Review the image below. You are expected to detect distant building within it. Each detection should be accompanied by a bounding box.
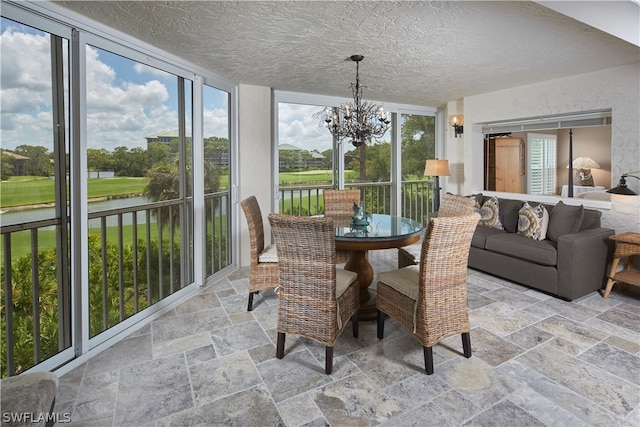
[278,144,325,168]
[1,150,29,175]
[145,129,192,146]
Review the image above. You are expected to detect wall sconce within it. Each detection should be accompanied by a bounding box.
[449,115,464,138]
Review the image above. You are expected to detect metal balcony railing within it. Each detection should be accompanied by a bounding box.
[1,192,230,377]
[279,180,434,223]
[1,182,430,377]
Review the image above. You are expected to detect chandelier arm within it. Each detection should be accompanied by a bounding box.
[316,55,390,147]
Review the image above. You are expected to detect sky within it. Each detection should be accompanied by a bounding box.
[0,17,229,153]
[0,17,373,156]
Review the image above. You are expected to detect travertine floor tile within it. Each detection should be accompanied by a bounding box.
[56,249,640,426]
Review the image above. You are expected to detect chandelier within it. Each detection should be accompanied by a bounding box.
[315,55,391,148]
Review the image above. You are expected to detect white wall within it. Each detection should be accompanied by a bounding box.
[452,63,640,233]
[238,84,272,266]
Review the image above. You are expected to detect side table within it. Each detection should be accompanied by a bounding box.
[603,232,640,298]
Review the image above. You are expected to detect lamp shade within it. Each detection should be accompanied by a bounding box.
[448,115,463,127]
[607,176,638,195]
[424,159,450,177]
[569,157,600,169]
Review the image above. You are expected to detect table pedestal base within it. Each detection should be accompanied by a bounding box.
[344,249,378,320]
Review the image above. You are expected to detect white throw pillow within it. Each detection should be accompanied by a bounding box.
[517,202,549,240]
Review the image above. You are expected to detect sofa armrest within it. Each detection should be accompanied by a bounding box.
[557,227,615,300]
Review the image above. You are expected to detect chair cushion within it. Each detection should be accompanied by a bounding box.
[377,266,419,300]
[258,244,278,263]
[399,242,422,263]
[336,269,358,298]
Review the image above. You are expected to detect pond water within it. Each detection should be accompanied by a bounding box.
[0,196,151,228]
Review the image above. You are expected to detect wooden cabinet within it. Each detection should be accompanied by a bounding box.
[485,137,524,193]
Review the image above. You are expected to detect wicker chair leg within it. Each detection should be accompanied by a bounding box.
[424,346,434,375]
[351,313,359,338]
[462,332,471,358]
[376,310,385,339]
[247,292,256,311]
[276,332,285,359]
[325,346,334,374]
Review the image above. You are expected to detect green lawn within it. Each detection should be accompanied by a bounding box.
[0,176,149,207]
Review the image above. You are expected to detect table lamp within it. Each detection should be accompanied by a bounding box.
[424,159,450,212]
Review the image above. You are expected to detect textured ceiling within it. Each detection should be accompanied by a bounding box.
[52,1,639,107]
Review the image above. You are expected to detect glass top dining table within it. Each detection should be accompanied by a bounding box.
[328,213,424,320]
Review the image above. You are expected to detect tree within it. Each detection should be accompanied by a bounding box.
[143,162,180,228]
[14,145,53,177]
[400,115,435,178]
[112,146,147,177]
[146,142,171,168]
[1,153,14,180]
[87,148,114,172]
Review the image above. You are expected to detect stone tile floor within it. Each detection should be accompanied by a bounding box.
[54,249,640,426]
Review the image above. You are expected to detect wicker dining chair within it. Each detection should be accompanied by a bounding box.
[377,212,480,374]
[240,196,279,311]
[397,193,478,268]
[323,189,361,264]
[268,213,360,374]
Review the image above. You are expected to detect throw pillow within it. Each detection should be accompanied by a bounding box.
[517,202,549,240]
[478,196,504,230]
[547,201,584,242]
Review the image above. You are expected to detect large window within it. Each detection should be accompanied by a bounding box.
[0,5,235,377]
[277,102,334,216]
[203,83,231,275]
[1,16,72,376]
[84,46,195,337]
[274,93,437,220]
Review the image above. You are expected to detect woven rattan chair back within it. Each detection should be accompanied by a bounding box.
[437,193,478,217]
[377,212,480,374]
[397,194,478,268]
[323,189,360,263]
[268,213,360,374]
[240,196,279,311]
[323,189,361,216]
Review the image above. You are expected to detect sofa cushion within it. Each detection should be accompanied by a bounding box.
[485,233,558,266]
[580,208,602,231]
[498,198,525,233]
[517,202,549,241]
[478,196,504,230]
[547,201,584,242]
[472,226,506,249]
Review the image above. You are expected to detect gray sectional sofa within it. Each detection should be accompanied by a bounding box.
[468,195,614,301]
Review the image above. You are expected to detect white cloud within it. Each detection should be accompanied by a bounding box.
[0,26,56,149]
[278,103,333,152]
[203,107,228,138]
[0,25,188,152]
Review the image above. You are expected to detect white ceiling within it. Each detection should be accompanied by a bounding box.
[52,0,640,108]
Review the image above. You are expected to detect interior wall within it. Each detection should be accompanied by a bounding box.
[238,84,272,266]
[460,63,640,233]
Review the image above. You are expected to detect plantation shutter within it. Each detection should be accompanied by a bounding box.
[527,134,557,195]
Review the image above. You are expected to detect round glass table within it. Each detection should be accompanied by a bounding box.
[330,213,423,320]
